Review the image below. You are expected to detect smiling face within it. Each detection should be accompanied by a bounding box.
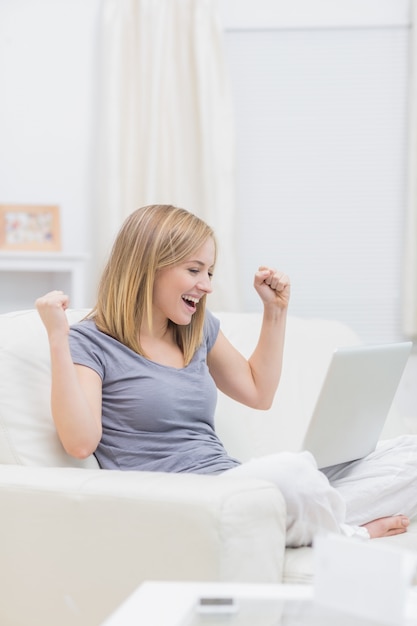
[152,237,215,329]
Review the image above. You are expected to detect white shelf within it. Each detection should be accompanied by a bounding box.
[0,252,90,312]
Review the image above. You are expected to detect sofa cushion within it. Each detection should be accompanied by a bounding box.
[0,308,98,467]
[282,518,417,585]
[283,546,314,584]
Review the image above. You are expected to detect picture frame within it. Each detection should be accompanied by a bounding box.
[0,204,61,252]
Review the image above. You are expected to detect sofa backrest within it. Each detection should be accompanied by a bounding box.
[0,307,381,468]
[0,308,98,468]
[213,312,361,461]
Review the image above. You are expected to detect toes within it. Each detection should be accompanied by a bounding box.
[362,515,410,538]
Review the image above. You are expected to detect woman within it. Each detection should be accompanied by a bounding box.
[36,204,416,547]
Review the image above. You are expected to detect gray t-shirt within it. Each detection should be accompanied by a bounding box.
[68,310,240,474]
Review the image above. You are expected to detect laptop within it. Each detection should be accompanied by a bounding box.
[301,341,413,469]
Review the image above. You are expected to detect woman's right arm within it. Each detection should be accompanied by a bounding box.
[35,291,102,459]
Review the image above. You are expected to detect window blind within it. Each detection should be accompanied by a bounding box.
[223,25,409,343]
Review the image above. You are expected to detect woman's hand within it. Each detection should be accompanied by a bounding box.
[35,290,70,338]
[254,267,290,310]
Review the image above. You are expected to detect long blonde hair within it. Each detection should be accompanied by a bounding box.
[91,205,216,365]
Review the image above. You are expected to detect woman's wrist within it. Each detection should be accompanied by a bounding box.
[262,301,288,321]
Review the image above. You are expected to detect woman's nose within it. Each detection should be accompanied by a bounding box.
[197,274,213,294]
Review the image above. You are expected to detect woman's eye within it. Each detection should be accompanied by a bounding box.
[188,268,213,279]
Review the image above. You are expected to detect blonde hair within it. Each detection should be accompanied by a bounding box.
[91,205,216,365]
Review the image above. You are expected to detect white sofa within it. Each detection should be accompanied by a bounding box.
[1,308,416,626]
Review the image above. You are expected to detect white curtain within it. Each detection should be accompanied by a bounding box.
[94,0,239,310]
[404,0,417,338]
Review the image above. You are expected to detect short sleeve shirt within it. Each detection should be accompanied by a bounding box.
[68,310,240,474]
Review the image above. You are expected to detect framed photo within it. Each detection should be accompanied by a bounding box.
[0,204,61,252]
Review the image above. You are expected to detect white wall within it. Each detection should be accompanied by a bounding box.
[0,0,100,255]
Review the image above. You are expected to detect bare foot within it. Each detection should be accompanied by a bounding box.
[362,515,410,538]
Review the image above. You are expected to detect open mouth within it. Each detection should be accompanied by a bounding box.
[182,295,199,311]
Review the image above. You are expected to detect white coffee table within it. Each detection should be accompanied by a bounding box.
[101,581,417,626]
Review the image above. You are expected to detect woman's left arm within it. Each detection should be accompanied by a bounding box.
[207,267,290,410]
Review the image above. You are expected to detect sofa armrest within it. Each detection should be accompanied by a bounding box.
[0,465,286,626]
